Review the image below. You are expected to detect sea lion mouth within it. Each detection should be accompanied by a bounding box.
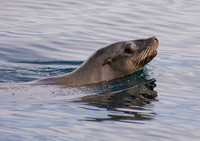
[149,50,158,58]
[142,45,158,62]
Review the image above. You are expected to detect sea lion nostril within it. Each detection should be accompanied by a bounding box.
[154,37,158,43]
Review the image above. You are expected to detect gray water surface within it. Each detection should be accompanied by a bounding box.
[0,0,200,141]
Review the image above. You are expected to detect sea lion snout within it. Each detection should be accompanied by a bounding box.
[148,36,159,45]
[152,37,159,49]
[152,37,159,50]
[145,37,159,54]
[132,37,159,51]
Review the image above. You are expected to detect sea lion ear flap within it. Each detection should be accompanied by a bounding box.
[102,58,112,66]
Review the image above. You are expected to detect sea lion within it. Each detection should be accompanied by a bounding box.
[30,37,159,86]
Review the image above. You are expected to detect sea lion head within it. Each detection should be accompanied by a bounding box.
[98,37,159,76]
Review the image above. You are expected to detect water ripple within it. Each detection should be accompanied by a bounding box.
[0,0,200,140]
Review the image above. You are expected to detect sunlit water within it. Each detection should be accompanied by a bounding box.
[0,0,200,141]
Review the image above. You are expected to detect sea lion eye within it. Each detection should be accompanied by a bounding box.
[124,45,134,54]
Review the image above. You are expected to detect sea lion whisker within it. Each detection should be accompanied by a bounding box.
[141,48,149,59]
[134,50,146,69]
[147,47,151,56]
[134,53,144,67]
[134,46,153,70]
[137,49,147,60]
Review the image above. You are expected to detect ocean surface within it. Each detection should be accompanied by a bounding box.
[0,0,200,141]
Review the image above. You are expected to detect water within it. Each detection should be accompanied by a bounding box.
[0,0,200,140]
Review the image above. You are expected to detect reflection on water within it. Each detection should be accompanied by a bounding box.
[75,70,158,122]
